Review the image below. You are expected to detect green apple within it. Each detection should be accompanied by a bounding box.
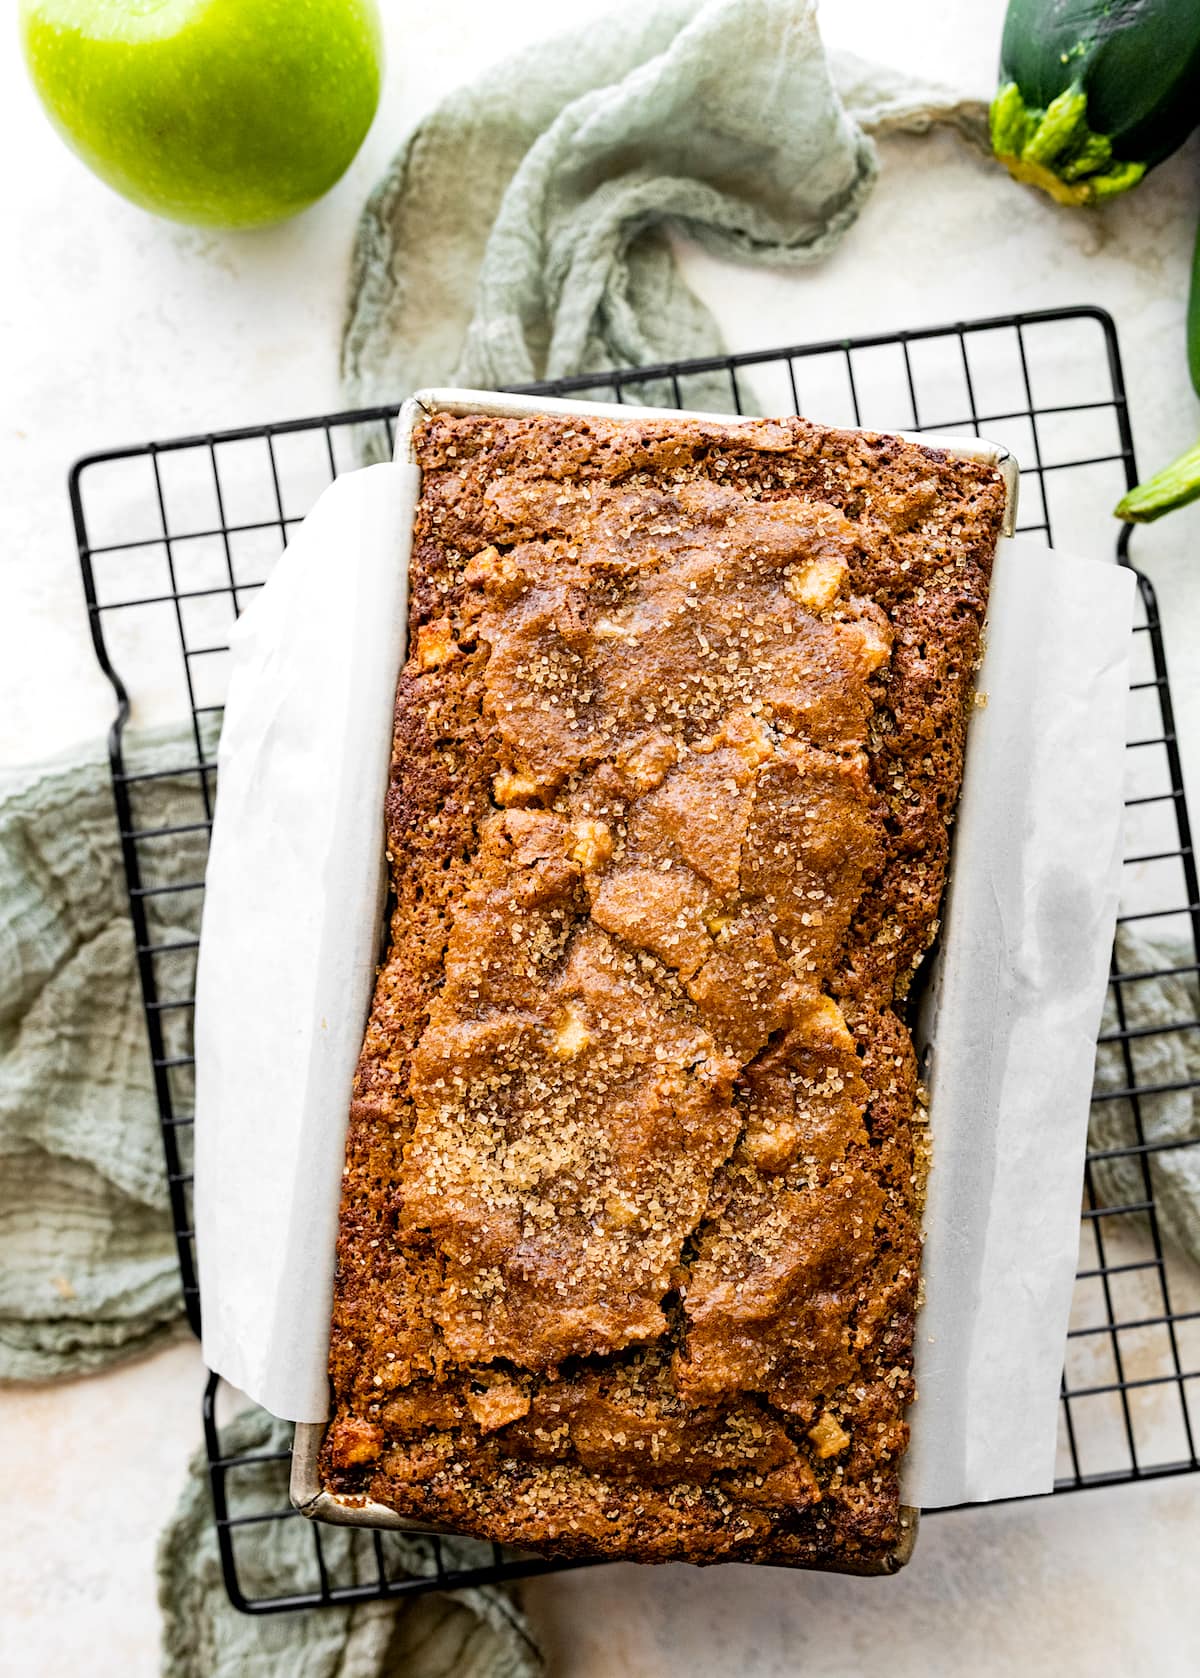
[19,0,383,228]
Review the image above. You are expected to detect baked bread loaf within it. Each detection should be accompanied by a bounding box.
[321,409,1007,1571]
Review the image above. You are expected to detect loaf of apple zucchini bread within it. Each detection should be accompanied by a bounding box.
[320,408,1007,1571]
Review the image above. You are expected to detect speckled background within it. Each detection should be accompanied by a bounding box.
[2,2,1198,1672]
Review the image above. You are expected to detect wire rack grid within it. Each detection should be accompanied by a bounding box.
[71,305,1199,1615]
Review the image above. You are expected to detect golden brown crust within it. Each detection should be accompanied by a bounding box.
[322,412,1005,1569]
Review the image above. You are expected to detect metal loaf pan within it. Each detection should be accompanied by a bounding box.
[291,388,1020,1571]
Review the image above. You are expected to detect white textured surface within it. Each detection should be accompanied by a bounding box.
[2,0,1198,1672]
[522,1474,1200,1678]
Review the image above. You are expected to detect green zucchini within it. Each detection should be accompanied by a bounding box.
[1114,213,1200,523]
[991,1,1200,204]
[1115,438,1200,522]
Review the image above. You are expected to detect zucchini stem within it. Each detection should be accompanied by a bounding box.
[990,82,1145,204]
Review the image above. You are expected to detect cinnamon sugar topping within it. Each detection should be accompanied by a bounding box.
[323,411,1005,1570]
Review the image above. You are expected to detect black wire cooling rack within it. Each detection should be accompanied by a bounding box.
[72,306,1200,1615]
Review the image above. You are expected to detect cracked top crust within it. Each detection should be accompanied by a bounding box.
[321,411,1006,1571]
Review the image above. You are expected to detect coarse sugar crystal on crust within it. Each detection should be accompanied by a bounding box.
[321,410,1006,1570]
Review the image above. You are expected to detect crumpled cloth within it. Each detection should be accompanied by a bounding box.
[342,0,988,411]
[0,732,204,1380]
[158,1408,542,1678]
[1091,929,1200,1269]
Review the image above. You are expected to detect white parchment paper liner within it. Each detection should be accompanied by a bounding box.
[194,397,1134,1513]
[906,538,1134,1506]
[194,462,417,1422]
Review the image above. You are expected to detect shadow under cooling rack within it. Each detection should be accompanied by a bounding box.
[72,306,1200,1615]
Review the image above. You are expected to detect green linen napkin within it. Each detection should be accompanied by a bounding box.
[1091,929,1200,1270]
[0,732,202,1380]
[341,0,988,412]
[159,1408,541,1678]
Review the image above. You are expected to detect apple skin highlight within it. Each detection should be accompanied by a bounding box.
[19,0,384,228]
